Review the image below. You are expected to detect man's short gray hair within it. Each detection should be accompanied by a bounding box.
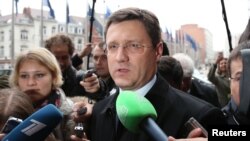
[172,53,194,78]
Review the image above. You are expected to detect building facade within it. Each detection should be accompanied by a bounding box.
[0,7,103,69]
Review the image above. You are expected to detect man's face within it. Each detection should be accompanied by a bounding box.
[50,44,71,72]
[105,20,162,90]
[92,46,109,79]
[230,58,242,106]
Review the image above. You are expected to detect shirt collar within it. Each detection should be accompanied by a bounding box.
[120,74,157,97]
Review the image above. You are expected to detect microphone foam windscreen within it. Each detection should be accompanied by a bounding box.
[116,90,157,132]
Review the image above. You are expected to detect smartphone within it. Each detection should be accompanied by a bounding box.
[1,116,23,134]
[184,117,208,138]
[217,51,224,60]
[74,122,84,138]
[83,69,96,79]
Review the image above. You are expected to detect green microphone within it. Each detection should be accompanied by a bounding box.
[116,90,168,141]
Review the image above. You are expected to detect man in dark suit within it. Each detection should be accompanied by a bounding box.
[71,7,226,141]
[190,78,221,107]
[172,53,220,108]
[158,56,220,107]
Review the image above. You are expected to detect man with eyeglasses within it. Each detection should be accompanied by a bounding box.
[71,7,226,141]
[222,41,250,125]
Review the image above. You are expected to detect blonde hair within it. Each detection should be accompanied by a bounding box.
[9,48,63,89]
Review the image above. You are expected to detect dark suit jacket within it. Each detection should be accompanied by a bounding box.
[190,78,221,108]
[89,74,226,141]
[61,65,78,97]
[222,100,250,125]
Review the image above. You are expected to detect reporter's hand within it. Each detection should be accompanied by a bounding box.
[215,52,223,64]
[0,133,6,140]
[80,73,100,93]
[71,101,93,123]
[187,128,205,138]
[168,136,207,141]
[70,133,90,141]
[79,43,93,58]
[168,128,208,141]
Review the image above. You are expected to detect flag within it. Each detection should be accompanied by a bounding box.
[94,19,103,36]
[185,34,197,51]
[164,27,170,41]
[43,0,55,19]
[15,0,19,16]
[105,6,111,19]
[87,3,92,16]
[66,1,70,23]
[175,31,179,43]
[169,30,173,43]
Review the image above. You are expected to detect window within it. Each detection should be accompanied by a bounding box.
[9,45,11,57]
[20,45,28,51]
[20,30,28,40]
[9,30,11,41]
[0,46,4,57]
[78,39,82,44]
[77,44,82,51]
[60,26,64,32]
[77,38,83,51]
[0,31,4,41]
[78,28,82,34]
[43,26,46,35]
[74,27,78,34]
[52,26,56,34]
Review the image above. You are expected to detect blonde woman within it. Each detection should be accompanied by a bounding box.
[9,48,74,141]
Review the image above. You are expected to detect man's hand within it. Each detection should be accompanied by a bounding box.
[79,43,93,58]
[168,137,207,141]
[215,52,224,64]
[70,133,90,141]
[71,101,93,123]
[0,133,5,140]
[80,73,100,93]
[168,128,208,141]
[187,128,206,138]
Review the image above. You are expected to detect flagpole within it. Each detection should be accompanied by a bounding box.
[85,1,89,46]
[11,0,15,67]
[66,0,68,34]
[103,1,105,41]
[86,0,96,70]
[40,0,43,47]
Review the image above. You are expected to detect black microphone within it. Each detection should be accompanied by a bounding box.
[239,49,250,118]
[116,90,168,141]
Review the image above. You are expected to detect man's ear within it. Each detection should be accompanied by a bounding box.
[156,42,163,62]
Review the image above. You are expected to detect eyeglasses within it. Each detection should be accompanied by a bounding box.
[105,41,152,54]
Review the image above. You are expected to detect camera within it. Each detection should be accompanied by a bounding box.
[74,123,84,138]
[83,69,96,79]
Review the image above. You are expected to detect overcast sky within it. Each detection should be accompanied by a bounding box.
[0,0,249,51]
